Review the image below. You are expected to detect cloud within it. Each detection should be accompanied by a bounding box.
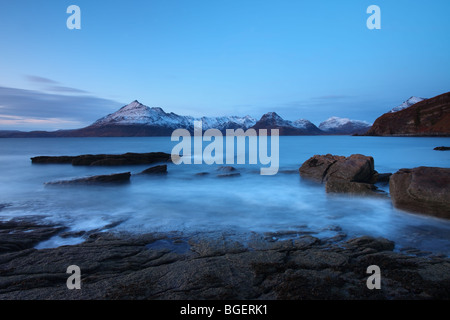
[25,74,90,95]
[25,75,59,85]
[46,86,90,94]
[0,86,123,131]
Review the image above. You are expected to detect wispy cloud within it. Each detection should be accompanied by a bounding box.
[0,86,123,131]
[46,85,90,94]
[25,75,90,95]
[25,75,59,84]
[0,114,81,126]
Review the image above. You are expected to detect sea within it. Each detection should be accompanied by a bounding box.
[0,136,449,254]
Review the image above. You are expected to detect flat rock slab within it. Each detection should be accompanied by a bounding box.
[140,165,168,174]
[45,172,131,185]
[31,152,171,166]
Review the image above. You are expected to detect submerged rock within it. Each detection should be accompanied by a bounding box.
[434,146,450,151]
[217,166,237,172]
[325,180,381,196]
[140,165,167,174]
[216,166,240,178]
[217,172,241,178]
[390,167,450,219]
[45,172,131,185]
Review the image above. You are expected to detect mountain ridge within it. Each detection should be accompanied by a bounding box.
[365,92,450,136]
[0,99,412,137]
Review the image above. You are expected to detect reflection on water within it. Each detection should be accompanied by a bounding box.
[0,136,449,254]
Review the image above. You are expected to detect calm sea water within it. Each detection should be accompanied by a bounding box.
[0,136,449,254]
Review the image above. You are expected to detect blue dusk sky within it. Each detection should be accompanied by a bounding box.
[0,0,449,130]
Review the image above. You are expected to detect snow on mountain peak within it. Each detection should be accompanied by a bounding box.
[292,119,313,129]
[92,101,256,129]
[390,96,426,113]
[319,116,371,132]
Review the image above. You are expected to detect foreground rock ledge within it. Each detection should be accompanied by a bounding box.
[390,167,450,219]
[0,220,449,300]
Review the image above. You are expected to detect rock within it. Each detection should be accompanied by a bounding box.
[299,154,344,183]
[325,180,382,196]
[216,166,240,178]
[289,250,348,269]
[195,172,210,176]
[0,219,450,300]
[217,166,237,172]
[434,146,450,151]
[217,173,241,178]
[141,165,167,174]
[345,236,395,252]
[31,152,171,166]
[300,154,381,196]
[325,154,375,183]
[30,156,75,164]
[299,154,375,184]
[374,173,392,183]
[45,172,131,185]
[389,167,450,218]
[0,219,65,253]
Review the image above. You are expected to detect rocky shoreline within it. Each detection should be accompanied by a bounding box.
[0,218,449,300]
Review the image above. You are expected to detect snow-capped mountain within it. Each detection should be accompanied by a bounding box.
[390,96,426,113]
[92,100,257,131]
[252,112,322,135]
[319,117,372,135]
[93,103,324,136]
[92,100,193,128]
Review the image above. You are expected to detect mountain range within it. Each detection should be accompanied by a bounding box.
[0,100,372,137]
[2,93,447,137]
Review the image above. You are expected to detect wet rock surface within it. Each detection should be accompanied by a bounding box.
[45,172,131,185]
[140,165,168,174]
[31,152,171,166]
[0,219,449,300]
[390,167,450,219]
[434,146,450,151]
[299,154,385,196]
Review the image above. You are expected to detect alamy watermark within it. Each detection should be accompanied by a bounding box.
[367,5,381,30]
[66,5,81,30]
[66,265,81,290]
[170,121,280,175]
[366,265,381,289]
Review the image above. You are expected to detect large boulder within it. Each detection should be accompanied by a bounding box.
[298,154,344,183]
[325,154,375,183]
[299,154,375,183]
[299,154,382,196]
[389,167,450,218]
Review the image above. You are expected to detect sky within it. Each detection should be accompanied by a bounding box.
[0,0,449,131]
